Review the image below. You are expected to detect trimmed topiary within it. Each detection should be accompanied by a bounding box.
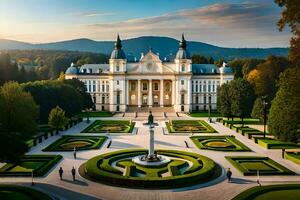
[191,136,250,151]
[79,149,220,188]
[166,120,217,133]
[226,156,295,176]
[81,120,135,133]
[42,135,107,151]
[0,155,62,177]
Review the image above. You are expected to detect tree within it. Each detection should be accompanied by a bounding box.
[0,81,38,137]
[228,59,245,79]
[192,55,208,64]
[217,83,232,119]
[275,0,300,65]
[48,106,69,134]
[251,97,264,121]
[268,67,300,142]
[230,79,255,124]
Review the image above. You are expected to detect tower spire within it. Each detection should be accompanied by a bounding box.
[179,33,187,49]
[115,34,122,49]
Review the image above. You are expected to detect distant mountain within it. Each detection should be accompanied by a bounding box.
[0,36,288,60]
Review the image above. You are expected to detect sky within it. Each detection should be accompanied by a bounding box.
[0,0,292,47]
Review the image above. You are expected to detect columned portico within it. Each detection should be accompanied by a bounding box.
[160,79,164,107]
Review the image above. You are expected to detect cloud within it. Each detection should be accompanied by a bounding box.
[81,12,116,17]
[84,2,291,47]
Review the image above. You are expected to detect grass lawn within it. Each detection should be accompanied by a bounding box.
[166,120,217,133]
[226,156,295,176]
[77,111,113,118]
[0,155,62,177]
[81,120,135,133]
[232,184,300,200]
[257,139,300,149]
[43,135,107,151]
[189,112,222,118]
[0,184,53,200]
[190,136,250,151]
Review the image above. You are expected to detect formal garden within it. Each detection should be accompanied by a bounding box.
[0,184,53,200]
[81,120,135,133]
[166,120,217,133]
[79,149,221,188]
[0,155,62,177]
[225,156,295,176]
[232,184,300,200]
[190,136,250,151]
[42,135,107,151]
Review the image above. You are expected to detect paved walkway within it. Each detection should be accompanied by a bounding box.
[1,115,300,200]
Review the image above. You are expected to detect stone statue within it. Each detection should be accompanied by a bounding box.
[148,111,154,125]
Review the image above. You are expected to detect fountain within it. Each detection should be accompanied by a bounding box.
[132,111,171,166]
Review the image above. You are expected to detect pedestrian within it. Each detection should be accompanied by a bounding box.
[59,167,63,180]
[282,149,286,158]
[226,168,232,182]
[73,147,77,160]
[71,166,76,181]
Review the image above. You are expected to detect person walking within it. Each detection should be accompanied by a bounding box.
[71,166,76,181]
[226,168,232,182]
[73,147,77,160]
[59,167,63,180]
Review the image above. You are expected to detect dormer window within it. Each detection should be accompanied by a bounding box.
[116,65,120,71]
[181,65,185,72]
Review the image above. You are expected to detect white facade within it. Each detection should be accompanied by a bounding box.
[65,35,233,112]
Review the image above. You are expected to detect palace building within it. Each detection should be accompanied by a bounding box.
[65,34,233,112]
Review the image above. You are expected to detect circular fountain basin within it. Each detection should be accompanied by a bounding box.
[132,155,171,167]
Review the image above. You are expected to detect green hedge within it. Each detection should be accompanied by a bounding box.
[226,156,295,176]
[257,139,300,149]
[77,111,113,118]
[232,184,300,200]
[81,120,135,133]
[0,155,62,177]
[166,120,217,133]
[0,184,53,200]
[42,135,107,151]
[284,152,300,165]
[190,136,250,151]
[189,112,221,118]
[79,149,219,188]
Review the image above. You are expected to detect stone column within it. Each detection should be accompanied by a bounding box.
[160,79,164,107]
[126,80,129,105]
[138,79,141,108]
[172,80,175,105]
[148,125,155,158]
[187,78,192,112]
[109,80,114,111]
[149,79,153,107]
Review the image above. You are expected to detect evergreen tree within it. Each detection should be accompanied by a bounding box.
[251,97,264,121]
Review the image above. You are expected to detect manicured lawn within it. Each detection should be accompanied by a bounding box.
[190,136,250,151]
[166,120,217,133]
[189,112,222,118]
[81,120,135,133]
[232,184,300,200]
[284,152,300,165]
[77,111,113,118]
[257,139,300,149]
[0,155,62,177]
[0,184,53,200]
[43,135,107,151]
[79,149,220,188]
[225,156,295,176]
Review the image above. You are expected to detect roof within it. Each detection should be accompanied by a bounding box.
[192,64,233,74]
[65,63,78,75]
[79,64,110,74]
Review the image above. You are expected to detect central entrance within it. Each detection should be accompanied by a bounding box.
[142,95,148,106]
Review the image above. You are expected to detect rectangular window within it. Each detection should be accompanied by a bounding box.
[131,82,136,91]
[199,82,202,92]
[154,82,159,91]
[106,84,109,92]
[116,66,120,71]
[181,94,185,104]
[181,80,184,85]
[195,84,198,92]
[166,82,170,92]
[117,81,119,85]
[142,82,148,91]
